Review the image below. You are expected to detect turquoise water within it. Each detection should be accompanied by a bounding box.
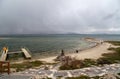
[0,34,120,57]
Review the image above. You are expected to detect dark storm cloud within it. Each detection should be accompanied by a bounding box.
[0,0,120,34]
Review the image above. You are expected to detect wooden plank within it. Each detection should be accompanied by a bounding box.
[8,51,22,54]
[21,48,31,59]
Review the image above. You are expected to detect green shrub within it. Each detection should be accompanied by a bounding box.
[96,58,112,65]
[66,75,90,79]
[82,59,96,67]
[108,47,115,50]
[59,59,96,70]
[59,59,84,70]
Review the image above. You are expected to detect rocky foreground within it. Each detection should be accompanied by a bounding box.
[0,63,120,79]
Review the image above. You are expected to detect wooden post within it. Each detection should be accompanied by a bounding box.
[0,62,2,74]
[8,62,10,74]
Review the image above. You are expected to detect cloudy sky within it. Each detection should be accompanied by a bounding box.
[0,0,120,34]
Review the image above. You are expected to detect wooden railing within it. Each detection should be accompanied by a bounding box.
[0,61,10,74]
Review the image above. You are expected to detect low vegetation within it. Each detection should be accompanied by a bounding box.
[99,50,120,63]
[59,59,83,70]
[96,41,120,64]
[66,75,102,79]
[82,59,97,67]
[66,75,120,79]
[66,75,90,79]
[106,41,120,46]
[59,58,97,70]
[11,60,43,72]
[118,73,120,75]
[44,78,52,79]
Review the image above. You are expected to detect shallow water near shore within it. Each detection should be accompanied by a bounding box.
[0,34,120,59]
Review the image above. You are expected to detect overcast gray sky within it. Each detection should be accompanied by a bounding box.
[0,0,120,34]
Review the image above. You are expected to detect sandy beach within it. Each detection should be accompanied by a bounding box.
[10,37,116,64]
[40,42,113,63]
[11,38,115,64]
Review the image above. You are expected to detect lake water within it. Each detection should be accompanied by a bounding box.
[0,34,120,58]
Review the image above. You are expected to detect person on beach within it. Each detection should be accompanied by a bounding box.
[76,50,78,53]
[61,49,65,56]
[55,49,65,61]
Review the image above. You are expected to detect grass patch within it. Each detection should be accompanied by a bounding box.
[108,47,116,50]
[66,75,102,79]
[99,47,120,64]
[106,41,120,46]
[11,60,43,72]
[59,59,96,70]
[82,59,97,67]
[59,59,84,70]
[66,75,90,79]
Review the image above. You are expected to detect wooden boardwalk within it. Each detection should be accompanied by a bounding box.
[21,48,32,59]
[0,48,32,61]
[8,51,22,54]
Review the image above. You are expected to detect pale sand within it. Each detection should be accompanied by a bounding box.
[40,42,113,63]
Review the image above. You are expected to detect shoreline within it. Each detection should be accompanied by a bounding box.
[38,38,114,63]
[11,38,99,64]
[40,41,112,63]
[11,38,113,64]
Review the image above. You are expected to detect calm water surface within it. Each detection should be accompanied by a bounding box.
[0,34,120,57]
